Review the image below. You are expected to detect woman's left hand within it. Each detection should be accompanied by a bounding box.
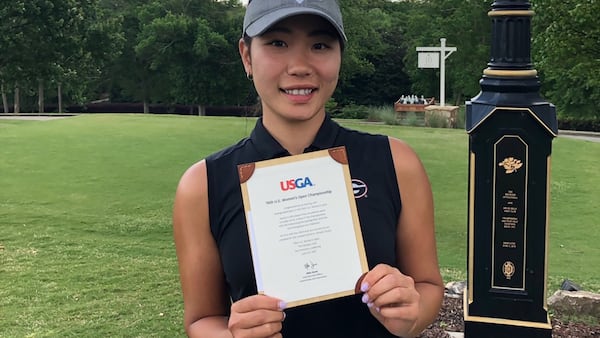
[359,264,421,336]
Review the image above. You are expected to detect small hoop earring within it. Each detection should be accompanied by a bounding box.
[247,73,253,81]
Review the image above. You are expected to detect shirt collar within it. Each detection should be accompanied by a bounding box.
[304,114,339,152]
[249,114,340,158]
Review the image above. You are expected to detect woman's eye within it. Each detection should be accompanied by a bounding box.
[313,43,330,50]
[269,40,287,47]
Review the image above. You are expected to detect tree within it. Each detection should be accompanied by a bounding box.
[533,0,600,118]
[0,0,120,113]
[0,1,34,113]
[62,0,124,110]
[338,0,412,106]
[106,0,248,112]
[401,0,491,106]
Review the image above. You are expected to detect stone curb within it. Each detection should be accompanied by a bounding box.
[558,129,600,137]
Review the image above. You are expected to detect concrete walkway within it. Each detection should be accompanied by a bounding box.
[558,129,600,143]
[0,114,75,121]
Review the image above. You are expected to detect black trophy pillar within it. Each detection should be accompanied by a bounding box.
[464,1,556,337]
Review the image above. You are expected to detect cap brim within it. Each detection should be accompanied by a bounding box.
[245,8,347,43]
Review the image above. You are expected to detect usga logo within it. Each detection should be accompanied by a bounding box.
[280,177,314,191]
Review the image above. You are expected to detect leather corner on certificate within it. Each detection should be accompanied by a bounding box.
[238,162,256,184]
[328,146,348,165]
[238,147,368,308]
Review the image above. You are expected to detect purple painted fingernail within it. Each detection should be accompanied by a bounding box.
[376,307,381,313]
[278,301,287,310]
[360,282,369,292]
[361,293,369,304]
[367,302,374,308]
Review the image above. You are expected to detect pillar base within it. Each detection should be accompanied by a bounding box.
[464,320,552,338]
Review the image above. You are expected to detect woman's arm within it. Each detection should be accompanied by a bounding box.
[390,137,444,335]
[359,137,444,337]
[173,160,232,337]
[173,160,285,338]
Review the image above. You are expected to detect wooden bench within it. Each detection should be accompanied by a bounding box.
[394,97,436,126]
[394,97,436,112]
[394,98,460,128]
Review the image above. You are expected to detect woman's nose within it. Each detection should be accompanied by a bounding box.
[286,49,313,77]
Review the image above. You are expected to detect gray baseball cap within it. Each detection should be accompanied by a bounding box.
[243,0,347,45]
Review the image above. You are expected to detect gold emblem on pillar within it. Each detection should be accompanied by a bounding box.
[498,157,523,174]
[503,261,516,280]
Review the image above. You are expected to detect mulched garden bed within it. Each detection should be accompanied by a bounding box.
[417,296,600,338]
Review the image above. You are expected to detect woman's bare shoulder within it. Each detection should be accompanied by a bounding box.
[175,160,208,199]
[387,136,427,176]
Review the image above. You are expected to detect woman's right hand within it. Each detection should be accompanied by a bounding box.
[228,295,287,338]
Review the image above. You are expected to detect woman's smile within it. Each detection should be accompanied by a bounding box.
[282,88,315,96]
[281,86,318,103]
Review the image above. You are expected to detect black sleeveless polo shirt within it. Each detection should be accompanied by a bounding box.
[205,115,402,337]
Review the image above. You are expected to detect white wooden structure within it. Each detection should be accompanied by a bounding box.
[416,38,457,106]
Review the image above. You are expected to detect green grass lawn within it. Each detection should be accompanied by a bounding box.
[1,114,598,337]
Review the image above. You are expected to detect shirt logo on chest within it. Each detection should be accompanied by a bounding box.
[352,178,368,199]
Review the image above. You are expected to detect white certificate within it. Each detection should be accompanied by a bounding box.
[238,146,368,308]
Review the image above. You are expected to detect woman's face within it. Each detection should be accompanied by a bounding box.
[240,15,342,123]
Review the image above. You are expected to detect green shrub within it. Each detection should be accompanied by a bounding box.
[404,112,421,127]
[325,98,340,115]
[331,104,369,120]
[426,112,449,128]
[454,106,466,129]
[368,106,399,125]
[558,116,600,132]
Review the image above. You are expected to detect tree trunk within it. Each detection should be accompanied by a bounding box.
[57,83,63,113]
[38,80,44,114]
[14,85,20,114]
[143,100,149,114]
[198,105,205,116]
[1,83,8,113]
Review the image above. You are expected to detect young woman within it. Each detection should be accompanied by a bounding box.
[173,1,444,337]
